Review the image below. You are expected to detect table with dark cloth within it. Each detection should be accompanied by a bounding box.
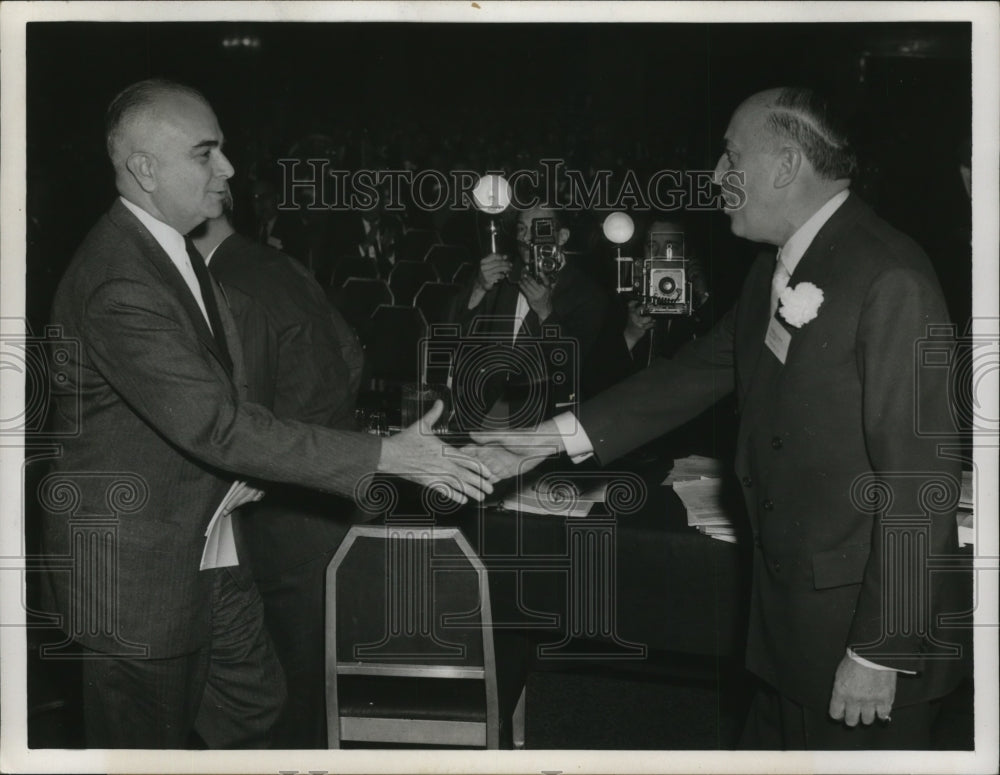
[431,456,753,660]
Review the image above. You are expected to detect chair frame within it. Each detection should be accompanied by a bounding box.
[388,260,440,305]
[326,525,499,748]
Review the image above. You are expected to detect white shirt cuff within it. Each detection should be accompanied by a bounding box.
[846,648,917,675]
[551,411,594,463]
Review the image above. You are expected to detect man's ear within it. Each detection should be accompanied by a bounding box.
[773,146,801,190]
[557,226,571,247]
[125,152,157,193]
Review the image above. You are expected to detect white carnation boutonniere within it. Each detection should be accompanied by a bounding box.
[778,282,824,328]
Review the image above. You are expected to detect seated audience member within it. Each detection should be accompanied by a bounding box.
[249,177,285,251]
[255,174,339,287]
[191,188,364,749]
[444,206,609,431]
[330,184,406,279]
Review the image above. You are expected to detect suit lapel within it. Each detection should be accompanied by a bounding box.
[776,194,863,365]
[109,201,231,374]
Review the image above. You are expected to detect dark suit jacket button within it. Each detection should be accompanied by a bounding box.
[761,499,774,511]
[772,561,781,573]
[771,436,783,450]
[742,476,753,487]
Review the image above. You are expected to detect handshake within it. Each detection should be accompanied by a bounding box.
[377,400,567,505]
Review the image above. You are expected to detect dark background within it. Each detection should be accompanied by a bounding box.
[26,21,972,329]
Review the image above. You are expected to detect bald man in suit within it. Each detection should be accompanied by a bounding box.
[470,88,964,750]
[42,79,496,748]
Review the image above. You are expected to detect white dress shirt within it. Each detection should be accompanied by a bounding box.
[778,188,850,277]
[512,292,531,343]
[120,197,213,332]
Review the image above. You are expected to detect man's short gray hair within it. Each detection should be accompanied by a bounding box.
[765,88,857,181]
[105,78,208,164]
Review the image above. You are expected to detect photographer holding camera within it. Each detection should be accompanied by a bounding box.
[622,217,714,362]
[583,216,726,455]
[446,205,609,430]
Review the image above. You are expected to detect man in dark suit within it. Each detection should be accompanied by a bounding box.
[445,206,609,431]
[329,198,406,280]
[191,191,364,748]
[41,79,496,749]
[469,88,964,749]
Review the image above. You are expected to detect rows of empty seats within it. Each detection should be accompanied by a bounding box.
[325,230,480,388]
[330,236,474,292]
[331,278,460,330]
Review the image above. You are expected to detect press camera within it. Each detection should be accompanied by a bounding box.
[606,214,692,316]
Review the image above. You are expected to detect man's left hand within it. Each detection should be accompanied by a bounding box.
[828,654,897,726]
[519,274,554,321]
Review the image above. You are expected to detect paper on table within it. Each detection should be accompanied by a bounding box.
[700,530,738,544]
[674,477,741,543]
[662,455,727,484]
[200,480,264,571]
[674,478,732,526]
[534,479,608,504]
[501,478,603,517]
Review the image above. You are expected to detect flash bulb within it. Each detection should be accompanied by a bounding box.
[471,174,512,214]
[602,212,635,244]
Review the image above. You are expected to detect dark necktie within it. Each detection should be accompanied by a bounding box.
[185,237,233,375]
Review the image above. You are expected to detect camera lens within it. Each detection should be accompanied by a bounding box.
[658,276,676,294]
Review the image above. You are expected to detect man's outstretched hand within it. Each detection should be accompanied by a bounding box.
[828,654,897,727]
[378,400,498,504]
[463,421,566,481]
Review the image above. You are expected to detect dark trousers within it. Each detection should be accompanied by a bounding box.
[740,681,941,750]
[81,569,286,748]
[254,550,335,749]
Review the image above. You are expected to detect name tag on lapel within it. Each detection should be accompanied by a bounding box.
[765,317,792,364]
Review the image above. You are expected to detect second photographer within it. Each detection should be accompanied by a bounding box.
[444,205,609,431]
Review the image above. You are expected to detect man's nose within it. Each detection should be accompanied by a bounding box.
[215,151,235,180]
[711,155,725,186]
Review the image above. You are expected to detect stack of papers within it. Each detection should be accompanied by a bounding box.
[662,454,728,484]
[957,470,974,548]
[672,477,738,543]
[665,456,738,543]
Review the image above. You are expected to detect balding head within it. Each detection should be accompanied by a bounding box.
[714,87,853,245]
[106,79,209,169]
[740,88,857,181]
[105,79,234,234]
